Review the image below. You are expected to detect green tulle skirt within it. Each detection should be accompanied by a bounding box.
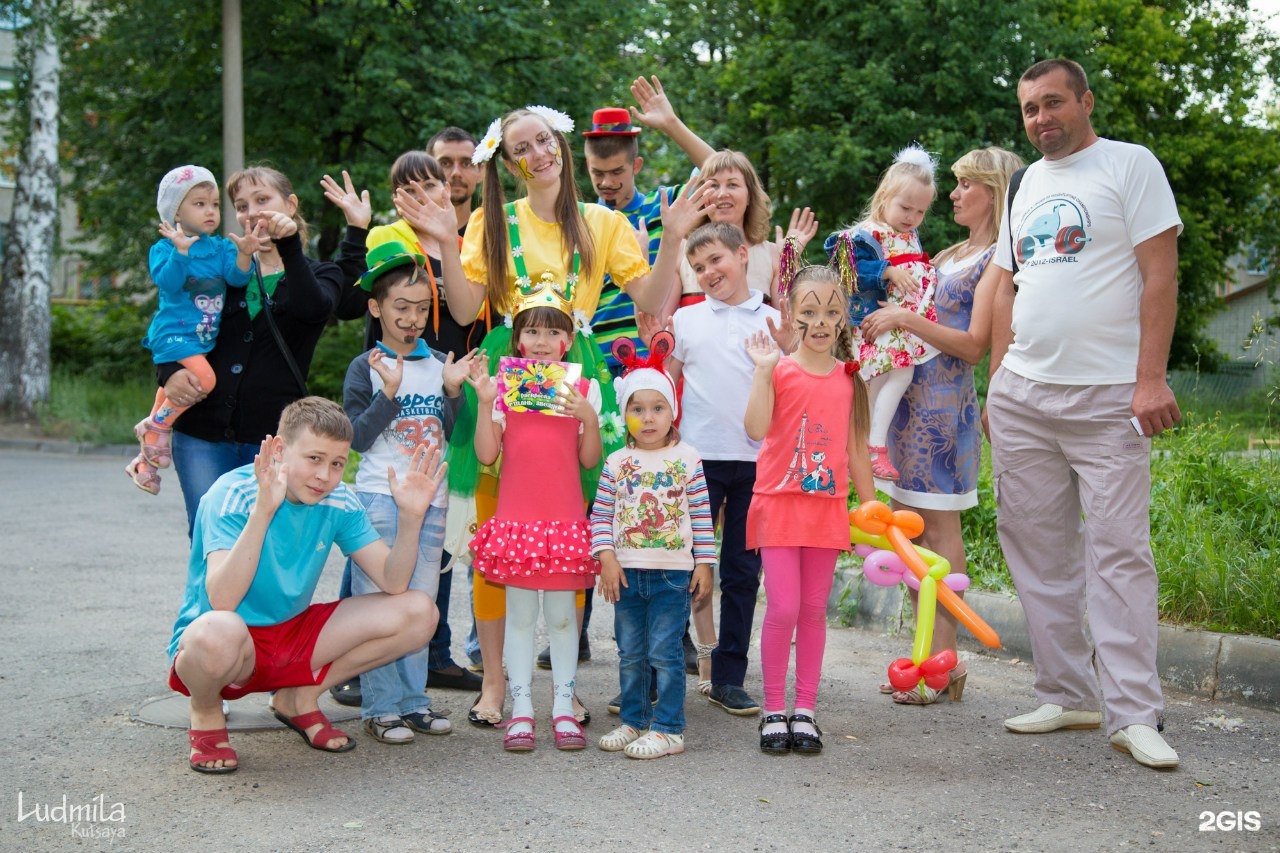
[446,325,626,501]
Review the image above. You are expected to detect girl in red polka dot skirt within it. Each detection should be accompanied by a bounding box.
[467,286,603,753]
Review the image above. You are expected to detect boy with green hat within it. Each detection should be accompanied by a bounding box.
[339,240,484,744]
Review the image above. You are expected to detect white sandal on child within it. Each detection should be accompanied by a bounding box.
[624,731,684,760]
[695,641,717,696]
[598,724,642,752]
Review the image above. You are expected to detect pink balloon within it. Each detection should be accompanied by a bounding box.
[862,550,906,587]
[859,546,971,592]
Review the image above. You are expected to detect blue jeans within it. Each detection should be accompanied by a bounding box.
[343,549,456,673]
[348,493,445,719]
[170,432,260,537]
[614,568,692,734]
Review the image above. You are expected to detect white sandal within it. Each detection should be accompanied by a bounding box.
[364,715,414,744]
[598,724,642,752]
[624,731,684,760]
[695,641,717,697]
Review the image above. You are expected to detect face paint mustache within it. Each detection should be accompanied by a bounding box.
[394,321,424,342]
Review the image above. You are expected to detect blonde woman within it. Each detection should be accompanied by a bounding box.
[858,146,1024,705]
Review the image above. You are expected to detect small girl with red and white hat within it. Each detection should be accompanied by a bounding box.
[590,332,716,759]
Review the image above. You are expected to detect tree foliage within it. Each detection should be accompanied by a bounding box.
[61,0,648,272]
[55,0,1280,369]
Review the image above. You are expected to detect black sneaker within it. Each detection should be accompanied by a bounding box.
[427,664,483,691]
[707,684,761,716]
[329,678,362,707]
[606,687,658,715]
[537,639,591,670]
[683,632,698,675]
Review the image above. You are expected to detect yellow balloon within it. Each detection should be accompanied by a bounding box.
[912,575,937,665]
[850,504,1001,649]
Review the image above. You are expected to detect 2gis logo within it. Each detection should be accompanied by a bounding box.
[1014,197,1091,266]
[1198,810,1262,832]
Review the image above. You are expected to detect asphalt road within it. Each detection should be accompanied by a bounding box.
[3,448,1278,852]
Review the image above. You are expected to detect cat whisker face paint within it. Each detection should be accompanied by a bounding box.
[792,283,846,355]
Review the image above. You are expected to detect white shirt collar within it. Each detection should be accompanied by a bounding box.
[706,289,766,312]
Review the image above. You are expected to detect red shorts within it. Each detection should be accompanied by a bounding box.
[168,601,341,701]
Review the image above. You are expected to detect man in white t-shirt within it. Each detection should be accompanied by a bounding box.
[987,58,1182,769]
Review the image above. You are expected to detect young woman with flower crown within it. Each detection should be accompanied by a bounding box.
[394,105,702,732]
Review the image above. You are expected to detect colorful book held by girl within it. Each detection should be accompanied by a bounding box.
[496,356,584,416]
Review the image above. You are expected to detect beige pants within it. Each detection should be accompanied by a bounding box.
[987,367,1163,735]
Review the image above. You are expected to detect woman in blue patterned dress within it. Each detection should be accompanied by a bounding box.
[858,147,1023,705]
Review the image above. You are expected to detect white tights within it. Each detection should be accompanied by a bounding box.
[867,365,914,447]
[505,587,579,733]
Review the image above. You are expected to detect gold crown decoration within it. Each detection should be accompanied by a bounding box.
[512,271,576,318]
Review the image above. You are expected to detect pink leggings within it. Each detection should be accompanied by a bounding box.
[759,546,839,711]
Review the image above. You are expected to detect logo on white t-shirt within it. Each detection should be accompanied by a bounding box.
[1013,194,1093,268]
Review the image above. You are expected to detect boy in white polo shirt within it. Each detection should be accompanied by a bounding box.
[666,221,781,716]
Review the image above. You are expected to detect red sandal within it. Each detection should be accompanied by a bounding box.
[868,445,899,480]
[499,716,536,752]
[188,727,238,774]
[271,707,356,753]
[552,715,587,751]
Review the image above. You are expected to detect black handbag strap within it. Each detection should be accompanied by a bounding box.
[1007,166,1028,289]
[253,265,309,398]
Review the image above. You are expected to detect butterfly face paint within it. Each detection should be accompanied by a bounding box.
[516,158,534,181]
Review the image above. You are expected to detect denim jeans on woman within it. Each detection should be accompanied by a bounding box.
[614,568,692,735]
[171,432,261,537]
[348,493,445,720]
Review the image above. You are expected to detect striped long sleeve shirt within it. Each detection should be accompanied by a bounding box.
[590,441,716,570]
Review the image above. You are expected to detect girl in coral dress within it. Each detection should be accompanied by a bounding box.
[744,266,875,756]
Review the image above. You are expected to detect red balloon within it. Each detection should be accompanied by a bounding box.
[920,650,959,690]
[920,649,958,676]
[922,671,949,690]
[887,658,921,691]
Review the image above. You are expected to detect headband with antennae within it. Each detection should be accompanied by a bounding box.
[778,235,857,299]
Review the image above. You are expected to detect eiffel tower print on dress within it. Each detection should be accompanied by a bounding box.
[776,411,809,489]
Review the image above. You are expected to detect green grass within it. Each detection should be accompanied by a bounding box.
[37,367,157,444]
[1148,417,1280,638]
[844,415,1279,640]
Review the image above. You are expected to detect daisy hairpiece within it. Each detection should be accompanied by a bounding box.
[525,105,574,134]
[894,143,938,177]
[472,117,503,165]
[472,107,574,165]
